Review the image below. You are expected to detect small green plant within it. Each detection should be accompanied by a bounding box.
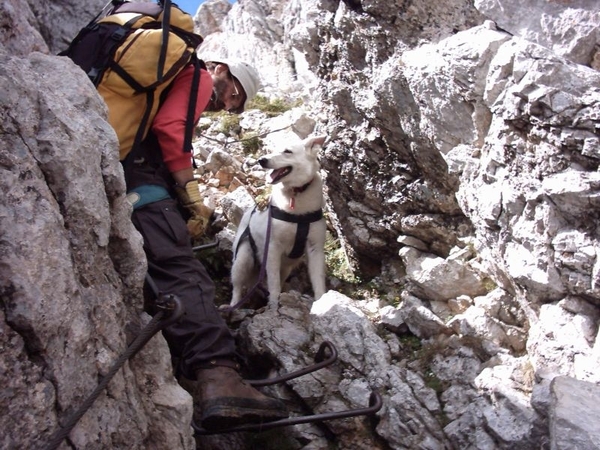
[481,277,497,293]
[415,339,447,367]
[240,131,261,155]
[195,121,211,134]
[218,114,240,135]
[399,334,422,357]
[390,295,401,307]
[324,231,359,284]
[423,369,445,394]
[247,94,301,117]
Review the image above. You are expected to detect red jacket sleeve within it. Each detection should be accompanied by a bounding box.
[151,64,213,173]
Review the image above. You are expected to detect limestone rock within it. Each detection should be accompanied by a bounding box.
[0,51,193,450]
[550,376,600,450]
[475,0,600,67]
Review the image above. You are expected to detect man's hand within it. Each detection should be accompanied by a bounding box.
[174,180,213,239]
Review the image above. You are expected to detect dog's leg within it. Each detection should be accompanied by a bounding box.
[230,242,256,307]
[277,259,302,297]
[280,263,295,289]
[265,244,283,304]
[306,244,326,300]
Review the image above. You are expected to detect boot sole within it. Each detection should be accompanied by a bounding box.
[200,398,288,430]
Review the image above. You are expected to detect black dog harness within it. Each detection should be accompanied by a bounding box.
[270,205,324,258]
[235,204,324,262]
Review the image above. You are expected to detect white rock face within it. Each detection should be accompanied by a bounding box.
[550,376,600,450]
[193,0,232,36]
[0,50,194,450]
[196,0,320,98]
[475,0,600,68]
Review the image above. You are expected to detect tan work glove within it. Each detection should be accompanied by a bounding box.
[174,180,214,239]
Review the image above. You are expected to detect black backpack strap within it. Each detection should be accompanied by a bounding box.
[109,60,147,92]
[157,0,171,83]
[131,91,156,156]
[184,56,203,155]
[123,56,202,174]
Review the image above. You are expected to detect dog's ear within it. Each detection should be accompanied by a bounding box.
[304,135,327,155]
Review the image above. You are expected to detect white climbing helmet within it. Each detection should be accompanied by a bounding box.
[204,56,261,112]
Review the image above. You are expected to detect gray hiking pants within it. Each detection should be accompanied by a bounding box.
[131,198,237,379]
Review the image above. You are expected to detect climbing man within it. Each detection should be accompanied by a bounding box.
[124,56,288,430]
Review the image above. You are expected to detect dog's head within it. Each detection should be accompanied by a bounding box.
[258,135,326,187]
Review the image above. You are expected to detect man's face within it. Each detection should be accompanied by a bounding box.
[206,64,245,113]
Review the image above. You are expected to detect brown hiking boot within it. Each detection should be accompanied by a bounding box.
[194,366,288,430]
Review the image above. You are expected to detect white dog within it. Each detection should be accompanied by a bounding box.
[229,135,327,308]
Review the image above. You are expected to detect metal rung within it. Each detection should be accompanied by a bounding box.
[193,391,383,435]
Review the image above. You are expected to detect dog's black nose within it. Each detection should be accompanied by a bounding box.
[258,157,268,168]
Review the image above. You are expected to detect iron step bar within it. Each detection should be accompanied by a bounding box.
[193,341,383,435]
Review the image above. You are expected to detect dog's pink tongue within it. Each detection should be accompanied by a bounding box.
[268,168,285,183]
